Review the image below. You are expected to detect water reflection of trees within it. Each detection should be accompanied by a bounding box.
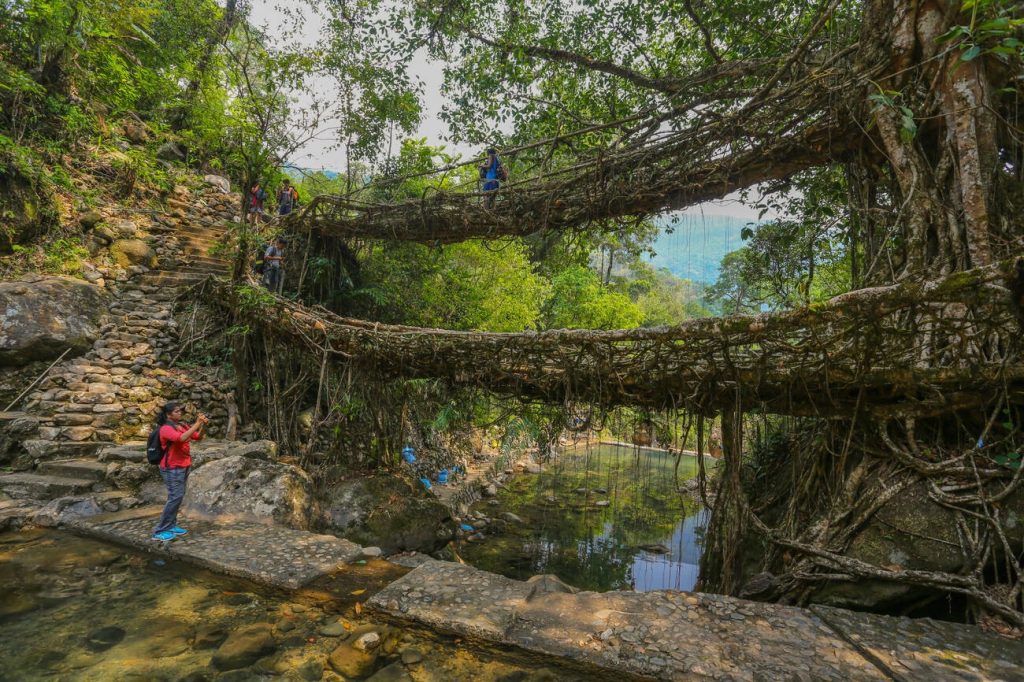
[464,444,708,591]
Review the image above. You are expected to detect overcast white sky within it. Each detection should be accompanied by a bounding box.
[248,1,765,221]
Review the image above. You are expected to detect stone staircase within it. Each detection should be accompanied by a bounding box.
[1,182,240,511]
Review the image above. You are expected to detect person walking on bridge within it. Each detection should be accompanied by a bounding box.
[151,401,208,542]
[263,236,286,294]
[479,147,507,209]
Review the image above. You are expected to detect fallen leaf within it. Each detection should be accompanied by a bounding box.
[354,602,363,615]
[350,589,366,596]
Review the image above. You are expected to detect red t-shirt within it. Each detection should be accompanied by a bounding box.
[159,422,201,468]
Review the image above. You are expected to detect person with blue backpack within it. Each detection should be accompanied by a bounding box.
[479,147,508,209]
[149,401,208,542]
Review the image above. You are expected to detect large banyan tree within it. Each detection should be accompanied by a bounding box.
[257,0,1024,625]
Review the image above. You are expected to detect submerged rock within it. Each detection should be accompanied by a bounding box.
[84,625,125,652]
[328,640,378,678]
[211,623,276,671]
[0,593,38,622]
[319,622,348,637]
[368,662,413,681]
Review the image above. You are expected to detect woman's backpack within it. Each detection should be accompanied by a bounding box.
[497,163,509,182]
[146,425,168,465]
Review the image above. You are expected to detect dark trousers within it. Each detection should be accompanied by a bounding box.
[155,466,190,533]
[264,267,282,293]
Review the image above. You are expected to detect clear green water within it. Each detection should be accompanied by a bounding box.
[0,529,610,681]
[457,443,711,593]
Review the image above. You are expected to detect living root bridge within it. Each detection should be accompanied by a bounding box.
[211,258,1024,418]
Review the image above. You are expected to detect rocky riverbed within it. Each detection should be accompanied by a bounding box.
[0,529,614,681]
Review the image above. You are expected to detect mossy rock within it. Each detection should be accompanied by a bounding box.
[79,210,105,230]
[0,145,60,253]
[109,238,156,267]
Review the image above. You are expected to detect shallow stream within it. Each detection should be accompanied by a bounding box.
[457,443,711,592]
[0,529,615,681]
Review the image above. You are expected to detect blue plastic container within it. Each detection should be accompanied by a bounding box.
[419,478,432,490]
[459,523,475,532]
[402,446,416,464]
[436,469,449,484]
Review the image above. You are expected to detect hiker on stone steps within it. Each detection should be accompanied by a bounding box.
[152,401,208,542]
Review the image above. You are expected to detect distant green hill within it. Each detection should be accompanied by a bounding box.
[646,213,753,284]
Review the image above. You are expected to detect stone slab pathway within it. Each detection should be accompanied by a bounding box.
[811,605,1024,681]
[67,507,362,589]
[369,561,1024,682]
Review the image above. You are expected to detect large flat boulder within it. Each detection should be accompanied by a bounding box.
[0,277,110,366]
[184,454,316,529]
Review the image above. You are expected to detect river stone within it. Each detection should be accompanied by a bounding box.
[500,512,525,524]
[183,454,316,530]
[0,277,109,366]
[149,623,191,658]
[109,239,156,268]
[193,624,228,649]
[367,662,413,681]
[31,496,103,527]
[399,648,424,665]
[84,625,125,652]
[328,640,378,678]
[211,623,277,671]
[297,658,324,681]
[319,622,347,637]
[320,474,453,554]
[353,631,381,652]
[0,592,38,621]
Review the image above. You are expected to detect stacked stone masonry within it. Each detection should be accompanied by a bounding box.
[21,183,238,457]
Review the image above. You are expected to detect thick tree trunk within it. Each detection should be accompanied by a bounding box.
[867,0,1002,278]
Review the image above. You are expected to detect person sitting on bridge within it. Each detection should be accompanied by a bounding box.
[479,147,507,209]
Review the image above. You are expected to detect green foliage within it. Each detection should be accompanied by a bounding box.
[234,283,276,312]
[630,263,710,326]
[546,265,643,330]
[938,0,1024,65]
[708,168,852,313]
[356,239,549,332]
[41,237,87,275]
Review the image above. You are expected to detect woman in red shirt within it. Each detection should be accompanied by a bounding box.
[152,401,208,542]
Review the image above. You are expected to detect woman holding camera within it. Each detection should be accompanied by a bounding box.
[152,401,209,542]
